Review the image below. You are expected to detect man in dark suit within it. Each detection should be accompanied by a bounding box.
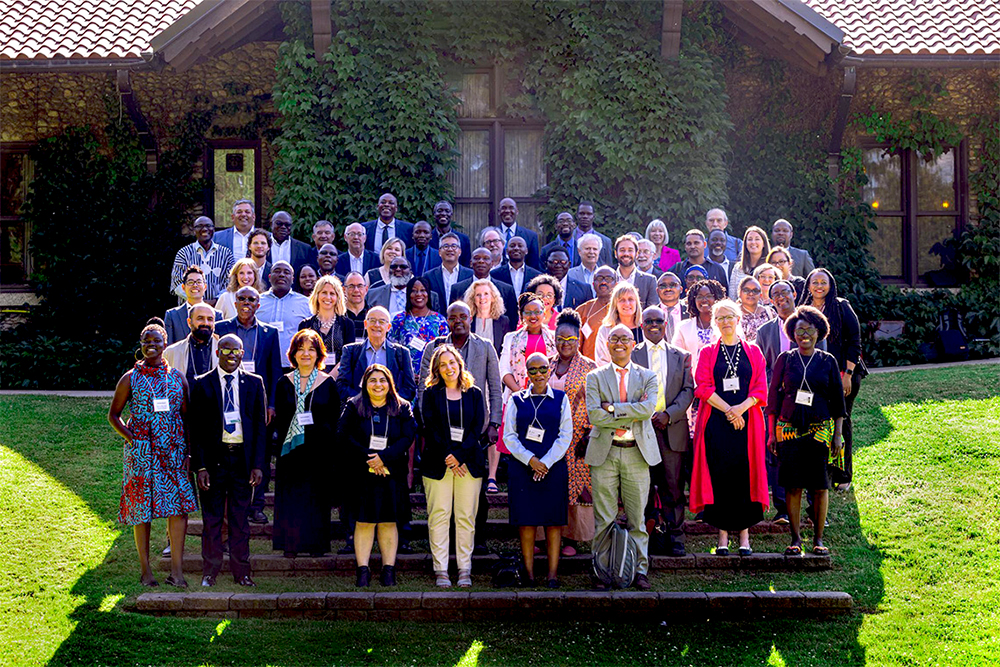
[572,201,615,269]
[540,211,582,267]
[496,197,541,270]
[423,232,473,313]
[771,219,816,278]
[337,306,416,403]
[267,211,313,276]
[631,306,694,557]
[164,266,223,345]
[542,247,591,310]
[491,236,541,297]
[613,235,659,309]
[215,285,283,524]
[428,201,471,268]
[338,222,380,277]
[450,247,517,317]
[189,334,267,587]
[405,220,441,277]
[669,229,730,292]
[363,192,414,254]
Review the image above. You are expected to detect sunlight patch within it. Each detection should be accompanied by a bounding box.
[99,594,124,612]
[767,643,786,667]
[209,619,231,643]
[455,640,485,667]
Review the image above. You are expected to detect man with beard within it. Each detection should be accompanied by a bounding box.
[366,258,443,316]
[668,229,730,291]
[636,239,663,278]
[343,271,370,338]
[613,235,658,309]
[450,248,517,318]
[170,216,234,306]
[577,267,618,359]
[428,201,471,268]
[164,266,223,344]
[495,198,541,270]
[363,192,414,253]
[164,302,219,384]
[406,220,441,277]
[706,229,733,285]
[543,247,591,310]
[267,211,312,275]
[541,212,581,267]
[337,223,379,277]
[256,261,312,369]
[315,243,338,278]
[479,227,506,269]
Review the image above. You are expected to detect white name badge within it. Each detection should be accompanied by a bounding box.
[241,361,256,373]
[450,426,464,442]
[526,426,545,443]
[370,435,388,451]
[408,337,426,351]
[224,411,240,425]
[323,353,336,367]
[271,321,284,332]
[795,390,815,406]
[296,412,314,426]
[581,323,593,338]
[153,398,170,412]
[723,377,740,392]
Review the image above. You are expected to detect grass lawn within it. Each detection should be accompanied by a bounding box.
[1,364,998,666]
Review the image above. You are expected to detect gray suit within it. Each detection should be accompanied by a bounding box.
[417,333,503,427]
[632,341,694,549]
[566,265,597,300]
[620,269,659,309]
[585,363,659,575]
[787,245,815,278]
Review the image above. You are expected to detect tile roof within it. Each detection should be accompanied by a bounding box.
[803,0,1000,56]
[0,0,200,61]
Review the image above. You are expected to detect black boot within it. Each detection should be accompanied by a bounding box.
[355,566,371,588]
[380,565,397,587]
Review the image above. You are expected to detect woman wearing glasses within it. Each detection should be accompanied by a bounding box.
[736,275,775,343]
[503,353,574,587]
[766,247,806,305]
[689,300,769,556]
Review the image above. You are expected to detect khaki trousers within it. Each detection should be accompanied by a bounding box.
[590,446,651,575]
[423,472,482,572]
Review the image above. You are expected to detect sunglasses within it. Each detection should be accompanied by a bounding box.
[218,348,244,356]
[526,367,550,375]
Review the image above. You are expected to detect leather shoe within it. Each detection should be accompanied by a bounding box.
[248,510,269,524]
[380,565,397,587]
[634,573,651,591]
[161,544,171,557]
[236,576,256,587]
[201,575,216,587]
[356,566,371,588]
[669,544,686,557]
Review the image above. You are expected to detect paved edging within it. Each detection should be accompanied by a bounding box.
[157,551,831,575]
[131,589,852,620]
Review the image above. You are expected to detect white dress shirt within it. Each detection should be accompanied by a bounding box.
[442,264,462,303]
[616,267,636,285]
[502,386,573,469]
[348,250,365,274]
[375,219,396,253]
[271,237,292,265]
[218,367,243,443]
[508,264,526,294]
[232,227,254,261]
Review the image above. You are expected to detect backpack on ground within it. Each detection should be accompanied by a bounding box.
[592,520,637,589]
[491,554,525,588]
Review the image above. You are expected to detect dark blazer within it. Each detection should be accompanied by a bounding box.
[366,283,443,314]
[540,238,581,267]
[788,245,816,278]
[429,228,472,268]
[562,277,592,310]
[451,276,517,323]
[471,315,510,356]
[406,245,442,277]
[418,384,487,479]
[669,258,730,292]
[337,339,416,403]
[363,219,414,253]
[490,264,542,297]
[215,318,283,409]
[213,227,244,257]
[422,265,473,314]
[339,399,417,478]
[189,369,268,475]
[268,237,314,275]
[336,249,379,277]
[631,341,694,453]
[497,223,541,270]
[622,270,659,310]
[164,303,223,345]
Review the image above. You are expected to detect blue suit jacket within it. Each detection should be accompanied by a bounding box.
[189,368,268,475]
[363,219,414,253]
[164,303,223,345]
[336,249,379,277]
[497,224,541,270]
[213,227,243,257]
[406,245,442,277]
[562,277,592,310]
[422,265,473,314]
[429,228,472,268]
[337,339,416,403]
[541,238,582,267]
[490,264,542,296]
[215,318,283,409]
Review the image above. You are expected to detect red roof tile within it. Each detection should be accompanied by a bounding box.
[0,0,199,61]
[804,0,1000,56]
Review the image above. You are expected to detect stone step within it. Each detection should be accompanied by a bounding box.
[133,589,853,620]
[260,491,511,508]
[156,551,831,575]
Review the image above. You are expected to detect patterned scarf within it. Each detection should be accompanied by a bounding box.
[776,418,844,472]
[281,367,318,457]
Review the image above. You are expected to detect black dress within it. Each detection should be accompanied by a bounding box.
[702,343,764,532]
[298,315,356,370]
[339,399,418,523]
[272,376,339,555]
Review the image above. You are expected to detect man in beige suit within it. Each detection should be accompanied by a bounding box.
[585,323,660,590]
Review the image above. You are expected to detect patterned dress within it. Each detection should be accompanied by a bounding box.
[119,362,198,525]
[550,353,598,541]
[740,304,776,343]
[389,311,450,377]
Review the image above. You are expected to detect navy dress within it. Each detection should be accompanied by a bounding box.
[508,390,569,527]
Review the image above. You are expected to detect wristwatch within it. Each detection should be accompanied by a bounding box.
[606,404,615,413]
[844,368,854,376]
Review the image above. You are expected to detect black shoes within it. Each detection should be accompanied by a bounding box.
[201,575,216,587]
[248,510,269,524]
[380,565,397,587]
[356,566,371,588]
[634,574,651,590]
[236,576,256,587]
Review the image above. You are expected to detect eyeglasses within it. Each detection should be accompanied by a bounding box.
[556,335,579,343]
[218,348,244,356]
[608,335,633,344]
[772,259,789,266]
[185,279,206,286]
[795,327,819,335]
[522,309,544,317]
[741,288,761,295]
[440,243,460,250]
[658,282,681,289]
[537,293,555,302]
[366,318,390,326]
[345,284,365,290]
[235,295,258,303]
[715,315,738,323]
[643,318,665,325]
[526,367,549,375]
[594,275,615,283]
[389,265,409,271]
[346,231,365,238]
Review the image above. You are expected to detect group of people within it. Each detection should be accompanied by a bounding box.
[109,195,864,590]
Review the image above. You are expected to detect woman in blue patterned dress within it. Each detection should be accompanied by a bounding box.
[109,318,198,588]
[389,276,449,377]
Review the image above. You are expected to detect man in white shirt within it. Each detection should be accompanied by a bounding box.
[268,211,312,274]
[423,232,473,311]
[496,197,541,269]
[613,235,658,308]
[492,235,541,297]
[256,261,312,367]
[338,223,378,277]
[214,199,256,261]
[479,227,506,269]
[655,271,685,343]
[567,233,603,298]
[363,192,414,253]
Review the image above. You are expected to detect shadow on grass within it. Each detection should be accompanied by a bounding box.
[0,396,883,666]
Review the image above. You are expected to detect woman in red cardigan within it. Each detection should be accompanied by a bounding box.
[689,299,769,556]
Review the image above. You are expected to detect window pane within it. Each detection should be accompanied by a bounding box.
[869,216,903,278]
[504,129,546,199]
[1,152,32,217]
[862,148,901,212]
[1,220,27,283]
[448,130,490,198]
[916,150,956,212]
[454,204,490,246]
[917,215,958,277]
[456,72,492,119]
[213,148,256,227]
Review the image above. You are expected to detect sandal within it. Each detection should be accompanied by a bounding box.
[163,575,188,589]
[715,546,729,556]
[784,544,803,556]
[561,545,577,557]
[435,570,452,588]
[738,546,753,557]
[486,478,500,494]
[812,544,830,555]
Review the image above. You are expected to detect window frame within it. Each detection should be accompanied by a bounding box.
[0,141,36,290]
[204,139,262,228]
[862,140,968,287]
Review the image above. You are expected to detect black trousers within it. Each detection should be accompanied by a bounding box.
[201,447,253,580]
[647,448,687,546]
[831,374,861,486]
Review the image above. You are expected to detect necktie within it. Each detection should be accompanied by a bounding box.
[615,367,628,437]
[563,240,573,264]
[224,375,236,434]
[650,344,666,413]
[379,224,390,249]
[416,250,425,275]
[505,227,513,243]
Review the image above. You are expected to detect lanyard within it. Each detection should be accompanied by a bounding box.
[720,342,741,379]
[526,392,548,430]
[796,351,815,394]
